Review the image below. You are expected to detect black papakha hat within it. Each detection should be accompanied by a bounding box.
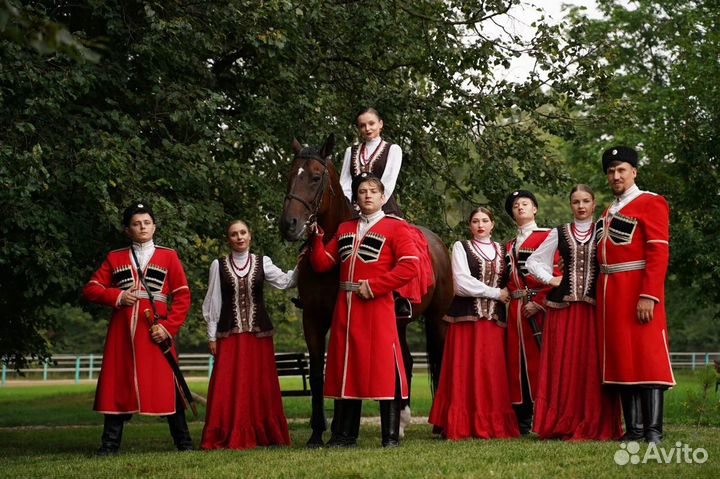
[504,190,539,218]
[351,172,384,202]
[122,202,156,227]
[602,146,638,173]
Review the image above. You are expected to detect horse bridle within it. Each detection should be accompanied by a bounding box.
[284,154,334,229]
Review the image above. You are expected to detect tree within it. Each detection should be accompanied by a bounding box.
[1,1,581,365]
[554,0,720,348]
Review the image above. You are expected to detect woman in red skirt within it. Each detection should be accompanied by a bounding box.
[428,207,519,440]
[526,184,623,440]
[201,220,297,450]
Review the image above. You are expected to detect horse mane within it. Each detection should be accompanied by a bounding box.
[295,146,323,161]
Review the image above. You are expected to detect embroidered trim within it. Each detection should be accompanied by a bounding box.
[357,231,386,263]
[515,248,536,276]
[595,217,605,244]
[145,265,167,293]
[561,223,597,303]
[112,265,134,290]
[338,233,355,262]
[351,140,389,176]
[607,212,638,245]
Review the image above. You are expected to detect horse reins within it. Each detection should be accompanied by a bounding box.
[284,154,334,229]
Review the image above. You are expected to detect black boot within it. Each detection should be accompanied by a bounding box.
[513,404,533,436]
[97,414,130,456]
[641,388,664,444]
[380,400,401,448]
[327,400,361,448]
[620,389,644,441]
[513,356,534,435]
[394,293,412,321]
[167,393,193,451]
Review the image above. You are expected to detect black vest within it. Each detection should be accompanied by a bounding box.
[444,240,507,326]
[350,141,403,217]
[217,254,274,337]
[546,224,597,308]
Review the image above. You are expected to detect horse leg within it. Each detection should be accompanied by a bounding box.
[304,311,327,448]
[397,321,413,437]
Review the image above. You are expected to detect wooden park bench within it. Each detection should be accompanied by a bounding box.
[275,352,311,397]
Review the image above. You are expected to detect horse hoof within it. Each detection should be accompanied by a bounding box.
[306,432,324,449]
[399,405,411,439]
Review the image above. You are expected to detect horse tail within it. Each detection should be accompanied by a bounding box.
[424,311,445,396]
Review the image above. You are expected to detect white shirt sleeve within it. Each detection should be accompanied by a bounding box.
[451,241,502,300]
[263,256,298,290]
[339,146,353,201]
[202,259,222,341]
[381,144,403,199]
[526,229,558,285]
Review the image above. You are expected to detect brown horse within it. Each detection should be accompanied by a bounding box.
[279,134,453,447]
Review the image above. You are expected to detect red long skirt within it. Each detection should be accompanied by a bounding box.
[533,302,623,440]
[428,320,520,440]
[201,333,291,450]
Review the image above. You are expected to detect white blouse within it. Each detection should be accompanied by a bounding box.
[450,240,502,301]
[526,219,594,284]
[202,252,298,340]
[339,137,403,201]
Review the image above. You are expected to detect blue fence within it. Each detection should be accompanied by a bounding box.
[1,351,718,386]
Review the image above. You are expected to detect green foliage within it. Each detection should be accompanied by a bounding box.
[682,366,720,427]
[0,1,100,61]
[1,1,581,364]
[559,0,720,318]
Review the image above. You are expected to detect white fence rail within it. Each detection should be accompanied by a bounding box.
[2,351,718,386]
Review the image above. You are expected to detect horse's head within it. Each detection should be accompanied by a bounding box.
[280,134,338,242]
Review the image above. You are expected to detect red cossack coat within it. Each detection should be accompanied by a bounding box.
[310,217,419,399]
[83,247,191,415]
[505,229,554,404]
[596,193,675,386]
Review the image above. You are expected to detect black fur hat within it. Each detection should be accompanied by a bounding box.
[504,190,538,218]
[122,202,155,227]
[602,146,638,173]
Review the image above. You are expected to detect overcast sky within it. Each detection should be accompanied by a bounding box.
[492,0,604,82]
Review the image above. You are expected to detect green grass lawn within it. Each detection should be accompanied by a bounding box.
[0,371,718,478]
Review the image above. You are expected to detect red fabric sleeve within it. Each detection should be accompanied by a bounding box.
[162,251,191,337]
[366,222,420,297]
[309,234,339,273]
[83,256,123,308]
[640,195,670,302]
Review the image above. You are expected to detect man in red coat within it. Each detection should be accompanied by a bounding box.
[504,190,553,434]
[310,173,419,448]
[83,203,193,454]
[597,146,675,444]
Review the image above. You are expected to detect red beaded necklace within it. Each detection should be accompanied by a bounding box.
[472,238,499,273]
[230,252,252,276]
[571,223,593,242]
[360,140,382,167]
